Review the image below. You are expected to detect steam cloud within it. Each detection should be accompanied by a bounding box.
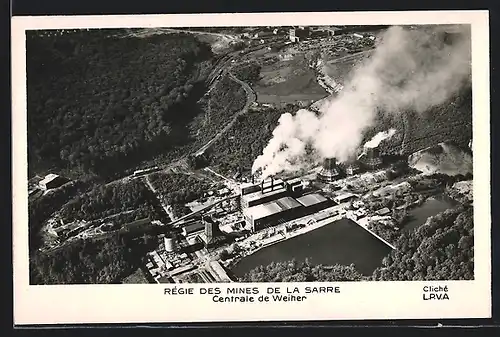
[252,25,471,178]
[364,129,397,149]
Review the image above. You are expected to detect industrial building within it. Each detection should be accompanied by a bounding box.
[289,26,312,43]
[295,193,334,214]
[160,234,178,252]
[240,178,288,208]
[198,216,226,249]
[284,177,305,196]
[243,196,304,232]
[241,177,334,232]
[182,220,205,236]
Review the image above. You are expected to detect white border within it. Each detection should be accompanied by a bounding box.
[12,11,491,325]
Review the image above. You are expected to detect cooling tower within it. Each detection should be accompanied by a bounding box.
[164,235,177,252]
[362,147,382,169]
[317,158,341,182]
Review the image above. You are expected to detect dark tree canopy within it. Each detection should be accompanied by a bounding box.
[209,105,299,176]
[241,259,365,282]
[27,29,213,178]
[59,180,154,223]
[30,233,155,284]
[371,206,473,281]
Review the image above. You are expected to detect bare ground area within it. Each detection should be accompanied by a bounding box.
[121,268,150,284]
[254,53,328,104]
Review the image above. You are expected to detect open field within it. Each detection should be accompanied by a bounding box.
[254,53,328,104]
[323,50,374,85]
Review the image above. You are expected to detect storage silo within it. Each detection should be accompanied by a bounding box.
[163,235,177,252]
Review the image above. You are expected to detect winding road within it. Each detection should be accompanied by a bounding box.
[194,72,257,157]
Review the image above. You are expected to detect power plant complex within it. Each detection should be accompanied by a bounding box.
[141,139,399,284]
[241,176,335,232]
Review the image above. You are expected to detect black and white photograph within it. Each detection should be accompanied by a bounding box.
[12,11,491,324]
[25,23,476,285]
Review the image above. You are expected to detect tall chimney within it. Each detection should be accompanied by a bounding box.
[271,176,274,191]
[261,180,264,193]
[252,175,255,184]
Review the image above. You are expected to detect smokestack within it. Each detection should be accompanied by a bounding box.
[251,174,255,184]
[271,176,274,191]
[261,180,264,193]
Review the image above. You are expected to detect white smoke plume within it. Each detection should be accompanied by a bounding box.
[252,25,471,178]
[364,129,397,149]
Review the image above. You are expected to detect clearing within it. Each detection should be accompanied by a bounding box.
[408,141,473,176]
[254,53,328,104]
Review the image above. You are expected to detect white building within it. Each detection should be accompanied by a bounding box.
[39,174,63,191]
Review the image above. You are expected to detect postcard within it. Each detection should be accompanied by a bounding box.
[12,10,491,324]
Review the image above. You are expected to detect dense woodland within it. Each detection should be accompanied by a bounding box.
[371,205,473,281]
[208,105,299,175]
[231,62,262,83]
[192,75,247,143]
[244,205,474,282]
[148,172,216,217]
[58,180,154,223]
[30,233,156,284]
[28,181,87,252]
[367,86,472,156]
[27,29,213,178]
[241,260,364,282]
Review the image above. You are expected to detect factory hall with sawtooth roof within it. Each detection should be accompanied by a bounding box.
[241,177,335,232]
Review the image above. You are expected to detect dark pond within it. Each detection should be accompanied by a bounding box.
[403,195,457,233]
[231,218,393,278]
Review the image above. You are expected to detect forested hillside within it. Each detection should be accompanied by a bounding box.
[148,172,216,217]
[58,180,155,223]
[241,260,364,282]
[371,205,473,281]
[27,29,213,178]
[365,86,472,156]
[30,233,155,284]
[208,104,299,175]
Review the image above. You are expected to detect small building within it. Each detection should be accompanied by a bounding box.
[334,192,358,204]
[170,264,197,277]
[218,187,230,196]
[165,260,174,270]
[345,162,361,176]
[157,275,174,284]
[39,174,66,190]
[376,207,391,216]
